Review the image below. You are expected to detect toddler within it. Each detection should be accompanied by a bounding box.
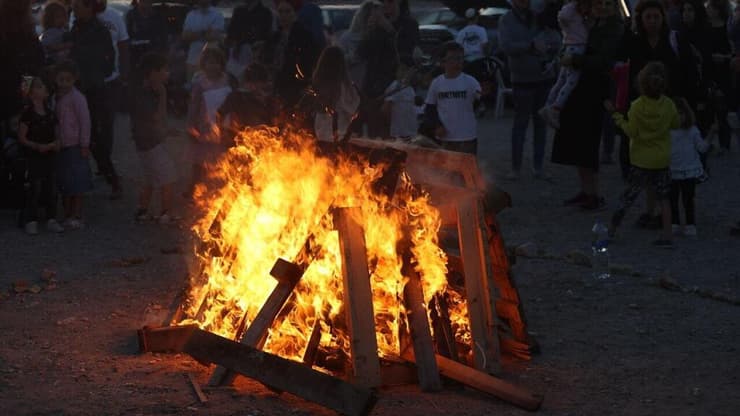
[383,64,418,140]
[40,1,72,65]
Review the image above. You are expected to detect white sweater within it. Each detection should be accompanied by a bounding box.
[670,126,708,179]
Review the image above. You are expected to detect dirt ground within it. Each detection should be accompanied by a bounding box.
[1,110,738,416]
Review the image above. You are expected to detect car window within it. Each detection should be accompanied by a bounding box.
[417,11,441,25]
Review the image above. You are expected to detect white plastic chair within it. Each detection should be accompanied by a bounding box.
[491,57,512,120]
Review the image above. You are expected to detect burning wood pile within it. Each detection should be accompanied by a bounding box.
[138,128,541,415]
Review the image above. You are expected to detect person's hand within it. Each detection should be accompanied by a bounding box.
[81,147,90,158]
[435,125,447,139]
[603,100,616,114]
[561,53,574,67]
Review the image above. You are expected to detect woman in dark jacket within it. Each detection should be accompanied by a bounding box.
[0,0,44,138]
[551,0,624,210]
[266,0,320,111]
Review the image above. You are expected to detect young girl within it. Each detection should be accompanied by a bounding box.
[54,60,93,229]
[18,77,64,235]
[670,97,709,237]
[540,0,591,128]
[40,1,71,65]
[186,47,234,197]
[383,64,418,140]
[311,46,360,142]
[605,61,680,247]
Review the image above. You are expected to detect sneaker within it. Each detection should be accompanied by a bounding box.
[64,218,83,230]
[671,224,683,236]
[46,219,64,233]
[504,170,520,181]
[563,192,588,206]
[683,224,697,237]
[652,239,674,249]
[24,221,39,235]
[579,195,606,211]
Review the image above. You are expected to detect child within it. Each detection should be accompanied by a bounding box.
[540,0,591,128]
[424,41,481,155]
[17,77,64,235]
[669,97,709,237]
[40,1,72,65]
[131,52,177,223]
[54,60,93,230]
[311,46,360,142]
[218,63,277,145]
[383,64,418,140]
[604,61,680,248]
[186,47,234,197]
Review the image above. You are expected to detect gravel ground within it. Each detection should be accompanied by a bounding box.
[0,110,738,416]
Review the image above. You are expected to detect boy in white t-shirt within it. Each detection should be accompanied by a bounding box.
[383,65,418,139]
[424,41,482,154]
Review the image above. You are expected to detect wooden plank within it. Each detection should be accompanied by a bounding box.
[456,197,500,374]
[401,349,542,411]
[402,267,442,391]
[430,293,459,362]
[183,328,376,416]
[138,325,198,353]
[187,373,209,404]
[334,207,382,389]
[209,258,305,386]
[302,317,323,366]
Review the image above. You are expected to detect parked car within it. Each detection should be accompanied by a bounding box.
[416,6,510,58]
[320,4,359,44]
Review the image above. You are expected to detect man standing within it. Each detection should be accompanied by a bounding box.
[95,0,129,199]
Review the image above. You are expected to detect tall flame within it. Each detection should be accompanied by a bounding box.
[179,127,470,368]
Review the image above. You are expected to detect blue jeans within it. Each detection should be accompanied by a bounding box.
[511,81,550,172]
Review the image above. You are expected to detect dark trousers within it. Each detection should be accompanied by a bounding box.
[669,179,696,225]
[698,94,731,150]
[511,82,549,171]
[86,82,120,189]
[21,156,57,224]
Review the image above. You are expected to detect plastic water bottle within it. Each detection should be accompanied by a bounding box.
[591,221,610,279]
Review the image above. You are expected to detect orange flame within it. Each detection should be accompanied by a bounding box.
[179,126,470,368]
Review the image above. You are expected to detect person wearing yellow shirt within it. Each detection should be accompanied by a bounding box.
[604,61,680,248]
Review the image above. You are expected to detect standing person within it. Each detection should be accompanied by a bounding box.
[550,0,623,209]
[68,0,117,199]
[40,1,72,65]
[457,8,490,63]
[702,0,733,153]
[356,2,398,138]
[384,0,419,67]
[17,77,64,235]
[540,0,591,128]
[669,97,708,236]
[218,63,277,145]
[181,0,225,80]
[226,0,274,80]
[297,0,327,51]
[264,0,319,110]
[94,0,129,199]
[499,0,561,180]
[383,64,418,140]
[338,0,383,87]
[185,47,233,197]
[131,52,177,223]
[605,62,680,247]
[423,41,481,155]
[0,0,44,139]
[126,0,169,67]
[311,46,360,142]
[54,60,93,230]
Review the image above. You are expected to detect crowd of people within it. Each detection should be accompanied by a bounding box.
[0,0,739,243]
